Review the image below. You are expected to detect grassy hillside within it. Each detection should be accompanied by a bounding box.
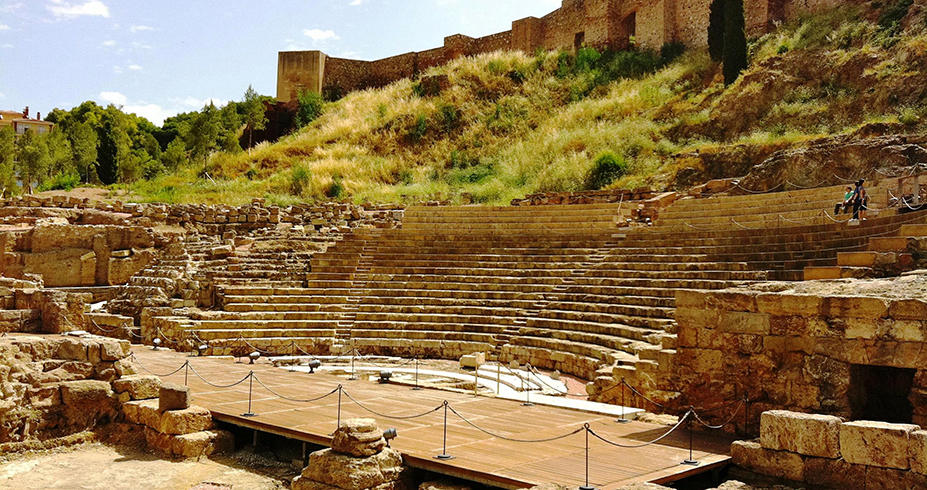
[129,1,927,205]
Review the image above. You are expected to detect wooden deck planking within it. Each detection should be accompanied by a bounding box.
[134,348,732,490]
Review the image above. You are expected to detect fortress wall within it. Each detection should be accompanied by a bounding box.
[636,0,676,48]
[276,51,326,103]
[472,31,514,54]
[783,0,843,20]
[417,47,448,72]
[511,17,544,53]
[675,0,712,46]
[322,57,372,94]
[369,52,419,87]
[539,1,588,50]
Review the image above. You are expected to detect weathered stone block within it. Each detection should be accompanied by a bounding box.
[731,440,804,481]
[331,418,387,457]
[123,399,161,428]
[719,311,770,335]
[756,293,823,317]
[159,406,213,435]
[866,466,927,490]
[171,429,234,458]
[159,383,190,412]
[840,420,918,469]
[803,456,866,490]
[113,375,161,400]
[911,430,927,475]
[302,448,405,490]
[760,410,841,458]
[59,379,116,427]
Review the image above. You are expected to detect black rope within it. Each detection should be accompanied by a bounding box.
[448,405,585,443]
[130,354,190,378]
[253,376,341,403]
[341,389,444,420]
[187,363,253,389]
[586,411,691,448]
[691,398,747,429]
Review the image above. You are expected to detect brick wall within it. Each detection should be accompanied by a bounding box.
[279,0,856,102]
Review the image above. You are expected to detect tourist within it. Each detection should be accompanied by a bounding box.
[852,179,868,221]
[835,186,853,215]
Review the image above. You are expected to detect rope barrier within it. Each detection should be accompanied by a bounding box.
[448,404,585,443]
[342,389,444,420]
[691,398,747,430]
[586,411,691,448]
[253,376,341,403]
[186,363,253,389]
[129,353,190,378]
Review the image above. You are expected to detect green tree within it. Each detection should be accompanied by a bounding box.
[68,121,98,183]
[186,102,220,174]
[295,90,323,129]
[242,85,268,153]
[708,0,726,62]
[723,0,748,85]
[161,138,189,171]
[218,102,242,153]
[45,129,74,179]
[0,126,16,195]
[96,108,133,185]
[16,129,50,193]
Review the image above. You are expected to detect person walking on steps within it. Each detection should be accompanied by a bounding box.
[852,179,868,221]
[835,186,853,215]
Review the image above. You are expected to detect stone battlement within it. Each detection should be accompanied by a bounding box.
[278,0,845,101]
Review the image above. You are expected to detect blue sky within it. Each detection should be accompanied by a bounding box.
[0,0,561,125]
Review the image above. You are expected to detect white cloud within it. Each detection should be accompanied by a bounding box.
[122,103,175,126]
[128,64,142,71]
[303,29,338,42]
[112,65,122,74]
[0,92,5,99]
[0,24,9,31]
[129,25,152,32]
[350,0,364,5]
[99,91,126,106]
[131,41,153,50]
[0,44,12,49]
[0,4,23,14]
[102,39,116,47]
[48,0,110,19]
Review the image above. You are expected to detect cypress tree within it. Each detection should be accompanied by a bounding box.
[723,0,748,85]
[708,0,726,62]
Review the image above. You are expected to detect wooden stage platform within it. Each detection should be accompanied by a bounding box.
[133,348,733,490]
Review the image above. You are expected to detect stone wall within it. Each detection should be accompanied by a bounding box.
[672,285,927,433]
[0,335,134,444]
[733,410,927,488]
[278,0,856,102]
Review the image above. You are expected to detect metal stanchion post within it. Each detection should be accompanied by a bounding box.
[435,401,454,460]
[242,372,257,417]
[682,410,699,466]
[474,367,479,396]
[579,424,596,490]
[616,379,630,424]
[496,362,501,394]
[412,358,422,390]
[348,342,358,381]
[522,367,533,407]
[184,361,189,386]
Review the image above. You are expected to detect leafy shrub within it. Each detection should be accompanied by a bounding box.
[777,44,790,54]
[398,170,414,185]
[446,162,495,185]
[290,166,311,196]
[878,0,913,34]
[828,20,875,49]
[556,51,574,78]
[410,115,428,143]
[899,106,920,125]
[586,152,628,190]
[295,90,324,129]
[449,150,479,169]
[660,42,686,62]
[327,174,345,199]
[575,47,602,74]
[438,104,459,133]
[411,82,427,98]
[487,59,507,75]
[38,172,80,192]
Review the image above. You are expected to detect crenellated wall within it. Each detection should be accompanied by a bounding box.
[277,0,855,102]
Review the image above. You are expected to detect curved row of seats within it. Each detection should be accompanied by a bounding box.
[153,177,927,381]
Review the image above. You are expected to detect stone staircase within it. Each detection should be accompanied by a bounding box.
[804,222,927,279]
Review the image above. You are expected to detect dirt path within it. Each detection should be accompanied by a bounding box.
[0,443,289,490]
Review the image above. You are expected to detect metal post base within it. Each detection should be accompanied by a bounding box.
[614,418,631,424]
[522,402,534,407]
[682,459,700,466]
[241,412,257,418]
[411,386,423,391]
[434,454,455,460]
[348,375,358,381]
[580,486,598,490]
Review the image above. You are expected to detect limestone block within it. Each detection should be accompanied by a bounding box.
[302,447,405,490]
[823,296,889,319]
[26,385,61,408]
[123,399,161,428]
[56,338,89,361]
[159,383,190,412]
[803,457,866,490]
[840,420,918,469]
[719,311,770,335]
[459,353,485,369]
[114,358,137,377]
[419,479,473,490]
[59,379,116,427]
[866,466,927,490]
[731,440,804,481]
[159,406,213,435]
[171,430,233,458]
[332,418,387,457]
[756,293,823,317]
[760,410,841,458]
[910,430,927,475]
[113,375,161,400]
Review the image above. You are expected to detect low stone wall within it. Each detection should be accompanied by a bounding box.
[0,335,133,444]
[733,410,927,488]
[672,285,927,433]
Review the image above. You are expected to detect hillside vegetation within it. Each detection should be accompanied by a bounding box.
[131,1,927,205]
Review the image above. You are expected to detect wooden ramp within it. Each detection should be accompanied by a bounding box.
[133,348,732,490]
